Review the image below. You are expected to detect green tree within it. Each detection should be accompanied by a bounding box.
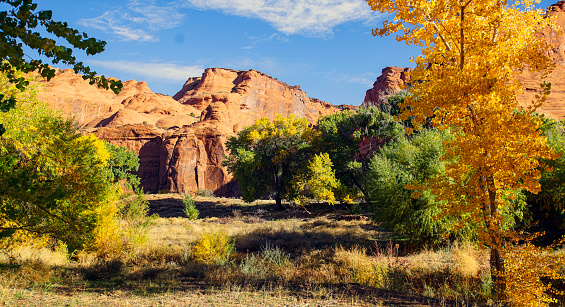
[368,129,460,245]
[224,114,317,209]
[317,106,404,201]
[0,76,118,252]
[0,0,122,135]
[104,141,140,190]
[526,117,565,230]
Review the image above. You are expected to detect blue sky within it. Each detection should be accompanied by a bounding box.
[26,0,559,106]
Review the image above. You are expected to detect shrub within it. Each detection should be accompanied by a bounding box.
[367,129,473,246]
[192,230,235,265]
[238,243,289,279]
[288,153,339,206]
[260,243,289,267]
[182,193,199,220]
[90,190,155,261]
[195,188,215,197]
[104,142,140,190]
[334,246,388,288]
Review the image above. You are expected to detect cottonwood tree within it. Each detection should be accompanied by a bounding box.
[368,0,556,302]
[0,85,118,251]
[224,115,317,209]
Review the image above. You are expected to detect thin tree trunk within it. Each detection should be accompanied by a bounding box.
[490,247,506,302]
[487,175,506,302]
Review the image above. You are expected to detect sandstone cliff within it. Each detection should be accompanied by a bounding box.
[41,67,346,195]
[173,68,353,129]
[362,67,411,108]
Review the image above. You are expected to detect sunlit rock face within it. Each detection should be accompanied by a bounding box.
[361,66,411,108]
[515,1,565,120]
[40,67,348,195]
[173,67,353,129]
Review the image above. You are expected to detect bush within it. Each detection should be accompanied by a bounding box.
[239,243,289,279]
[195,188,215,197]
[367,129,472,246]
[192,230,235,265]
[182,193,199,220]
[104,142,140,190]
[90,190,156,261]
[288,153,339,206]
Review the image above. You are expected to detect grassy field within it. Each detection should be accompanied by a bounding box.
[0,194,506,306]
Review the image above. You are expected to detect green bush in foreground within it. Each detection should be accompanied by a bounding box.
[182,193,199,220]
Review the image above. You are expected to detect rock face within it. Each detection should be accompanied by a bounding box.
[173,68,353,128]
[362,67,411,108]
[42,67,346,195]
[38,68,201,128]
[515,1,565,119]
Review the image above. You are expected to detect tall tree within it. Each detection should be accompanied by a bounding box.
[0,0,122,134]
[224,115,317,209]
[368,0,555,302]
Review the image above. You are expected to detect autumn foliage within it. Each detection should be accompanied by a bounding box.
[368,0,562,303]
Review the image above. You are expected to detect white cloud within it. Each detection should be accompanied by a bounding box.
[88,60,204,81]
[326,71,377,87]
[183,0,380,37]
[79,0,185,42]
[80,0,380,40]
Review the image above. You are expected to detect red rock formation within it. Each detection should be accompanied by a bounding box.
[37,68,201,129]
[516,1,565,119]
[173,68,348,127]
[40,67,346,195]
[89,125,164,192]
[362,67,411,108]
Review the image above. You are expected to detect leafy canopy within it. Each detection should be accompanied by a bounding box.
[0,73,118,252]
[0,0,122,135]
[368,0,557,302]
[0,0,122,92]
[317,106,404,200]
[224,114,318,208]
[289,152,339,206]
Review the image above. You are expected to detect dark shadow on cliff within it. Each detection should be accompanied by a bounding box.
[137,136,164,194]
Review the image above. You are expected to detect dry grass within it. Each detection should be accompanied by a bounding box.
[0,194,496,306]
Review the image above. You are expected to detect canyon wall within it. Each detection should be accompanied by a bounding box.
[41,68,349,195]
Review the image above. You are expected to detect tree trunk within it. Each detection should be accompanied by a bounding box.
[487,175,507,303]
[275,194,283,210]
[490,247,506,302]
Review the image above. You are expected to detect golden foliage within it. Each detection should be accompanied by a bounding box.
[368,0,556,242]
[502,232,565,307]
[368,0,559,303]
[192,230,235,265]
[290,153,339,206]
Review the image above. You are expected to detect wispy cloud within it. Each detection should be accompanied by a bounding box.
[79,0,184,42]
[325,71,377,87]
[184,0,379,37]
[242,33,288,50]
[88,60,204,81]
